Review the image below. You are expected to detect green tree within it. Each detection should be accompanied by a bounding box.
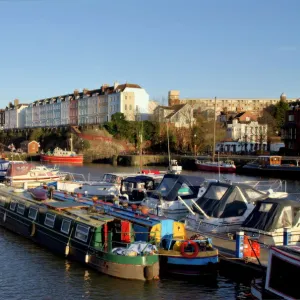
[29,128,43,141]
[274,99,289,133]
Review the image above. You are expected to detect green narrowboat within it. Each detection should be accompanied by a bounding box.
[0,186,159,281]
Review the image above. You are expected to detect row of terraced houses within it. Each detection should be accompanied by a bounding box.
[2,82,150,129]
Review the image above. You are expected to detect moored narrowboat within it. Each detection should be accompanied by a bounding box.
[0,186,159,281]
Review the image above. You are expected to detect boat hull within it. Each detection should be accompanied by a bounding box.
[159,249,218,276]
[40,154,83,164]
[241,165,300,178]
[195,164,236,173]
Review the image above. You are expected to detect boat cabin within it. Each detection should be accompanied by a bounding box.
[102,173,135,185]
[241,195,300,245]
[251,245,300,299]
[194,181,266,218]
[119,175,163,204]
[150,174,205,202]
[258,155,282,167]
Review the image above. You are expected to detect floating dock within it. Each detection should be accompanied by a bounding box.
[187,230,269,277]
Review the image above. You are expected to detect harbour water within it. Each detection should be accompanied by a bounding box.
[1,163,299,300]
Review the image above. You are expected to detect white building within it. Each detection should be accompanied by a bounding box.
[108,83,149,121]
[217,119,268,153]
[5,100,28,129]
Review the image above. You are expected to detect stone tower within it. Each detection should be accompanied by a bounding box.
[168,90,180,106]
[280,93,287,102]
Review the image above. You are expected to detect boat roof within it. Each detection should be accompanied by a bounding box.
[272,245,300,258]
[43,200,90,210]
[122,175,162,183]
[242,194,300,232]
[163,173,205,187]
[154,174,205,201]
[258,155,282,158]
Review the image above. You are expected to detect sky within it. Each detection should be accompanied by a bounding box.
[0,0,299,106]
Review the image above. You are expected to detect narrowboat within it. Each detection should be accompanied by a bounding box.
[0,186,159,281]
[48,189,219,277]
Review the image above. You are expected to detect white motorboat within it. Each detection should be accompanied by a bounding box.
[184,181,275,234]
[5,161,65,185]
[141,174,206,220]
[241,193,300,246]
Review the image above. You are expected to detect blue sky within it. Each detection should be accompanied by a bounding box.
[0,0,299,105]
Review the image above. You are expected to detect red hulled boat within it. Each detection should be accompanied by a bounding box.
[195,159,236,173]
[40,147,83,164]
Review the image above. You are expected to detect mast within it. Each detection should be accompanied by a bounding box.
[138,113,144,173]
[167,121,171,169]
[212,96,217,162]
[70,133,73,152]
[139,120,143,173]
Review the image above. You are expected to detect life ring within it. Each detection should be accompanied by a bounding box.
[29,222,36,237]
[180,240,199,258]
[30,172,36,177]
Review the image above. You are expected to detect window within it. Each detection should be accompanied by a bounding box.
[28,207,38,220]
[75,224,90,242]
[178,183,193,196]
[0,195,7,207]
[125,104,127,110]
[17,203,26,215]
[10,202,16,211]
[44,213,56,228]
[61,219,71,234]
[129,105,132,110]
[204,185,228,200]
[288,115,295,122]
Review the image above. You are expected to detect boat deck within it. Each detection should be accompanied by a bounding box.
[187,229,269,274]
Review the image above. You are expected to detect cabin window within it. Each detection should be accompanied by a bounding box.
[0,195,7,207]
[75,224,90,242]
[178,183,193,196]
[259,203,273,212]
[157,178,177,197]
[204,185,228,200]
[44,213,56,228]
[17,203,26,215]
[61,219,71,234]
[28,207,38,221]
[276,206,292,229]
[122,181,134,193]
[10,202,16,211]
[244,189,264,200]
[220,188,247,218]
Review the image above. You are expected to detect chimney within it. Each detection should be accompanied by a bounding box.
[114,81,119,89]
[101,84,109,93]
[14,99,19,106]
